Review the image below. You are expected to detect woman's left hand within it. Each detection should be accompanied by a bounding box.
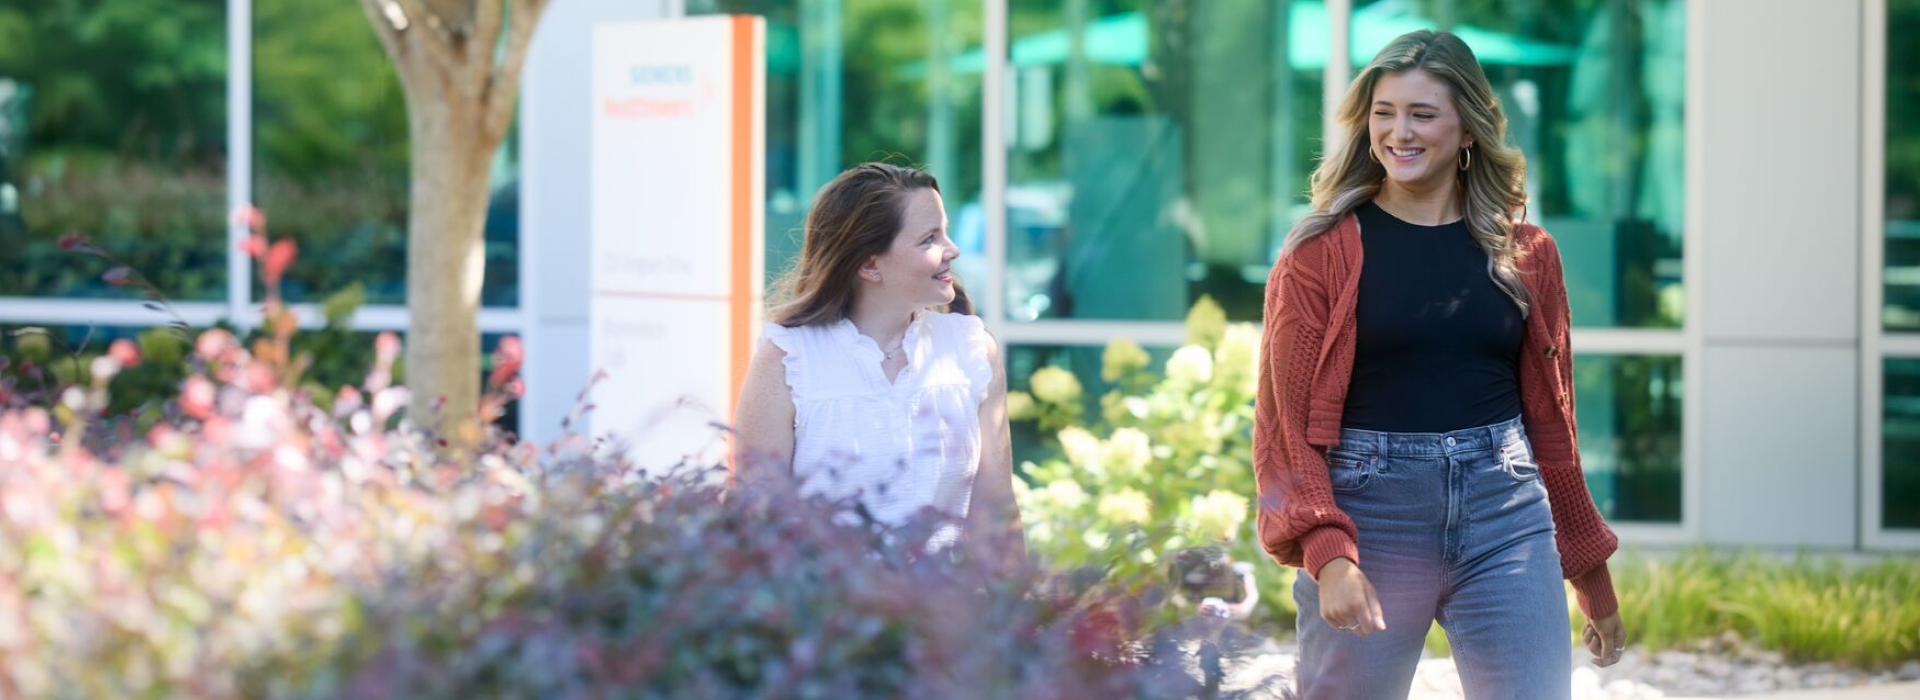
[1582,613,1628,667]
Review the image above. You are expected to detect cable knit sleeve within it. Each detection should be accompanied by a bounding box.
[1253,242,1360,580]
[1525,229,1622,620]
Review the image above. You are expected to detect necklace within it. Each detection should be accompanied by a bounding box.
[882,340,906,361]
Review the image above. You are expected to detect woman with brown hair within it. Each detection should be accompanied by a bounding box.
[733,162,1024,562]
[1254,31,1628,699]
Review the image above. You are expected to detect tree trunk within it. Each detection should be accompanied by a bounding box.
[356,0,551,456]
[405,94,494,450]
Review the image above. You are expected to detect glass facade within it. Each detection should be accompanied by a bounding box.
[1574,353,1682,523]
[1000,0,1323,323]
[1352,0,1687,330]
[252,0,520,308]
[690,0,985,293]
[0,0,229,301]
[1883,0,1920,532]
[1885,0,1920,331]
[1884,359,1920,530]
[34,0,1910,539]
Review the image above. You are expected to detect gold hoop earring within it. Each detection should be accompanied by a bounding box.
[1459,147,1473,171]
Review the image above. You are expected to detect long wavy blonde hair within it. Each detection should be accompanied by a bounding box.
[1284,30,1532,316]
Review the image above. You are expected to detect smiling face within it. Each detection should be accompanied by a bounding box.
[1368,67,1475,191]
[861,187,957,308]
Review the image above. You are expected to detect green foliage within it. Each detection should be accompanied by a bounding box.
[1592,550,1920,669]
[0,322,1253,699]
[1012,295,1297,628]
[1422,550,1920,668]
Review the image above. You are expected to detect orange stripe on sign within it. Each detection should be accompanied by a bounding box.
[728,15,754,422]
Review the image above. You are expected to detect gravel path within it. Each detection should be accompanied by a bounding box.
[1216,632,1920,699]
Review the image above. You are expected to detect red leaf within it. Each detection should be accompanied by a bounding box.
[57,232,86,250]
[241,235,267,258]
[265,239,298,285]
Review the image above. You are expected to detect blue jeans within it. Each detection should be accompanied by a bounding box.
[1293,415,1571,700]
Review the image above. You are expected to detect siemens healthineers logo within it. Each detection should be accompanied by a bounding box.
[629,64,693,85]
[604,63,704,119]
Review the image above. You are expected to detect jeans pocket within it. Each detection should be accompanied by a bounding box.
[1326,450,1376,494]
[1501,440,1541,482]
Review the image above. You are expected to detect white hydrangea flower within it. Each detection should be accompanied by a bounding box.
[1058,427,1103,470]
[1097,488,1154,526]
[1005,390,1036,420]
[1215,324,1260,382]
[1103,428,1153,476]
[1189,490,1250,542]
[1029,366,1083,405]
[1045,479,1089,510]
[1166,345,1214,386]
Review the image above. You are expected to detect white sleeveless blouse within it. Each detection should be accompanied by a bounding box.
[761,312,994,539]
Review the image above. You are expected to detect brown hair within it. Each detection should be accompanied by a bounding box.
[769,162,973,326]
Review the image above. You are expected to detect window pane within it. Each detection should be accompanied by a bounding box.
[253,0,520,308]
[1002,0,1324,323]
[0,1,228,301]
[1351,0,1686,329]
[1883,359,1920,529]
[1885,0,1920,330]
[1574,353,1682,523]
[690,0,985,293]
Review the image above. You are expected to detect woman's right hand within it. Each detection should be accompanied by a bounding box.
[1317,557,1387,635]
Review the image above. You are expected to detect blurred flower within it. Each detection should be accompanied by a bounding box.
[1097,489,1153,527]
[1103,428,1152,477]
[1101,339,1150,383]
[101,266,133,286]
[1215,324,1261,389]
[1166,345,1214,386]
[1057,427,1102,471]
[231,204,267,230]
[107,339,142,367]
[1029,366,1082,405]
[1044,479,1088,510]
[90,356,123,386]
[1189,490,1250,543]
[1005,391,1035,420]
[1185,294,1227,348]
[181,377,216,419]
[195,329,237,362]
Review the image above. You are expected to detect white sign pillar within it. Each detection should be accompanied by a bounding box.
[589,16,765,471]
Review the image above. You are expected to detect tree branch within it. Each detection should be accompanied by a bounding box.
[473,0,504,79]
[482,0,551,141]
[355,0,408,63]
[389,0,466,75]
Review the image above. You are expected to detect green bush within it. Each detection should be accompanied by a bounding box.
[1010,296,1298,629]
[1602,549,1920,668]
[0,322,1280,699]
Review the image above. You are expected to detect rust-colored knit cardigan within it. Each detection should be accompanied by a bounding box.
[1253,211,1620,620]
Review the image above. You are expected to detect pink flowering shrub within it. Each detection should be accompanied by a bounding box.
[0,325,1279,699]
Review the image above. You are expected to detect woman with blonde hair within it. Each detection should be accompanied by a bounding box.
[1253,30,1627,699]
[733,162,1024,566]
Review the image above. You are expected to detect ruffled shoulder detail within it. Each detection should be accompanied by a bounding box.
[760,322,808,400]
[942,313,995,405]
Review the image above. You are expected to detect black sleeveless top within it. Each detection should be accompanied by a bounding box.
[1339,201,1525,433]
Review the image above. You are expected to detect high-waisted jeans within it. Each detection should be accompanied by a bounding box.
[1293,415,1572,700]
